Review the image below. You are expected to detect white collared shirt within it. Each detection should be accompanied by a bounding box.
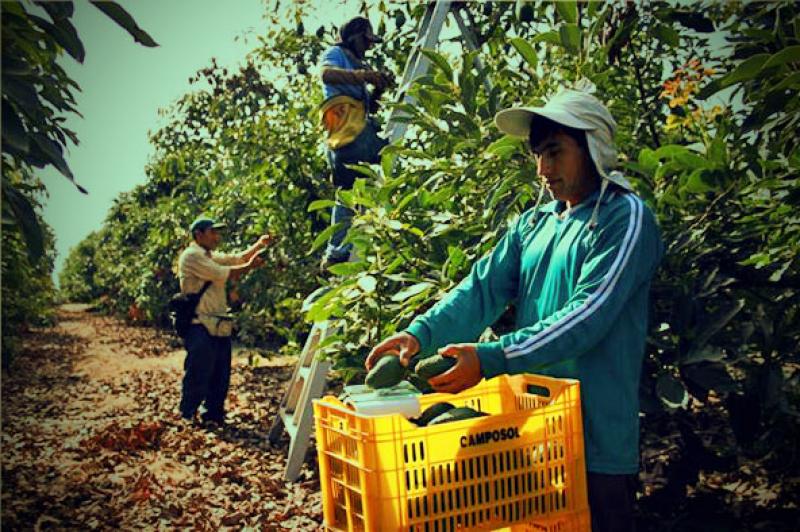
[177,242,246,336]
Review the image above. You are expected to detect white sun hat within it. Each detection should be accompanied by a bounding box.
[494,80,633,192]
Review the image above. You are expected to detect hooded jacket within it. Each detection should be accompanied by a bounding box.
[406,188,664,474]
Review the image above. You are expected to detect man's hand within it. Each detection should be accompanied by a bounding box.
[229,253,264,282]
[428,343,482,394]
[368,97,382,114]
[378,69,396,89]
[256,234,275,249]
[365,332,420,370]
[363,69,395,91]
[249,254,265,269]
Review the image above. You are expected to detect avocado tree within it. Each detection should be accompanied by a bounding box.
[61,1,797,523]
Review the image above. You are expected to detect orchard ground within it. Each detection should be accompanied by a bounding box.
[1,305,795,530]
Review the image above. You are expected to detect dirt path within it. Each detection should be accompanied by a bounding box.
[2,305,322,530]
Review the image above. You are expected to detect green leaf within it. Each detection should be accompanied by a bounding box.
[458,51,477,115]
[708,136,727,166]
[337,190,355,209]
[316,333,344,351]
[344,163,378,181]
[420,49,453,82]
[381,147,397,179]
[3,77,41,111]
[682,345,725,366]
[385,219,403,230]
[445,245,467,279]
[29,14,86,63]
[717,54,770,87]
[486,178,515,210]
[357,275,377,294]
[31,133,85,191]
[761,45,800,70]
[770,71,800,92]
[394,191,417,214]
[559,24,581,55]
[653,144,687,159]
[328,261,366,276]
[683,169,714,194]
[684,363,737,393]
[656,373,687,408]
[391,281,433,302]
[301,285,333,312]
[555,0,577,24]
[1,178,44,260]
[675,149,708,170]
[485,135,523,158]
[692,299,745,350]
[307,199,335,212]
[384,256,406,275]
[2,99,28,153]
[35,1,74,20]
[89,1,158,47]
[652,24,680,48]
[510,37,538,69]
[637,148,658,173]
[310,222,344,254]
[532,31,561,45]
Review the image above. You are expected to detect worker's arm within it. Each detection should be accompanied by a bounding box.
[403,212,530,356]
[227,254,264,282]
[239,234,276,262]
[322,67,391,89]
[185,250,264,285]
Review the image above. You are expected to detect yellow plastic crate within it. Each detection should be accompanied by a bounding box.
[313,373,589,531]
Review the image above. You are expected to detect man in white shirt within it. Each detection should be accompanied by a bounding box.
[177,217,273,426]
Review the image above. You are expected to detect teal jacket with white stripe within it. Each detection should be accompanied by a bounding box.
[406,188,664,474]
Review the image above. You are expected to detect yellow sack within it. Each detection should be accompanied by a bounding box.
[319,95,367,150]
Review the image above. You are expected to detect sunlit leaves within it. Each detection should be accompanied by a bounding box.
[509,37,538,69]
[558,24,581,55]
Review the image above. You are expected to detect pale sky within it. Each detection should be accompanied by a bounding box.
[41,0,267,280]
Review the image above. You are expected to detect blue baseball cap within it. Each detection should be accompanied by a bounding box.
[189,217,226,233]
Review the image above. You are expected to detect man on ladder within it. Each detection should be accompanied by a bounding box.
[270,2,458,482]
[318,16,395,270]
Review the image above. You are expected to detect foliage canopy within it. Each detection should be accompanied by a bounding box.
[58,0,798,520]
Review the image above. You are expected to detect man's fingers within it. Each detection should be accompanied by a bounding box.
[366,338,401,369]
[428,363,459,387]
[365,347,389,370]
[438,344,464,359]
[438,348,456,359]
[398,346,414,368]
[431,379,464,394]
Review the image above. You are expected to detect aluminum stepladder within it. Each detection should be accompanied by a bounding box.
[268,0,491,482]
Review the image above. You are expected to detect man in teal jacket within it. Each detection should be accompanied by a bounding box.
[366,83,663,532]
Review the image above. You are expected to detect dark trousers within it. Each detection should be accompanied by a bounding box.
[179,324,232,422]
[324,119,388,262]
[588,472,638,532]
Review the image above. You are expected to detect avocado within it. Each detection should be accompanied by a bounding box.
[413,402,456,427]
[415,354,457,380]
[427,406,486,425]
[365,356,406,389]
